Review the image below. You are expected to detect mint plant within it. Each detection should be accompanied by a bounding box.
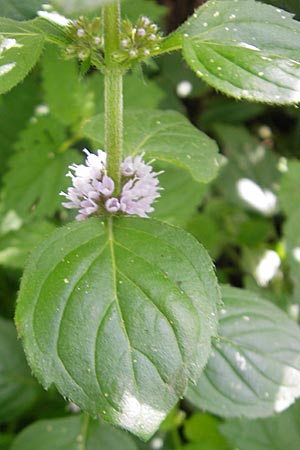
[1,0,300,449]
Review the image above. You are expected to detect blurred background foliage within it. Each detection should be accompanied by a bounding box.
[1,0,300,449]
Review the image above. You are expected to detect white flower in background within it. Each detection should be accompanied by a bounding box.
[60,149,162,220]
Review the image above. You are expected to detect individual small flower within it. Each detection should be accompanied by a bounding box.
[61,149,162,220]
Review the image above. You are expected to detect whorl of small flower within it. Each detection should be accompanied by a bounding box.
[60,149,162,220]
[117,16,161,62]
[65,16,103,62]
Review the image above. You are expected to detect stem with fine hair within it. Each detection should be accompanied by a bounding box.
[103,0,123,194]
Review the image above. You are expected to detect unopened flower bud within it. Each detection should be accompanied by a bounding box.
[129,49,137,57]
[142,16,150,26]
[77,28,85,37]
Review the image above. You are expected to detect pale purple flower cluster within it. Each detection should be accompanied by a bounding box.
[60,149,162,220]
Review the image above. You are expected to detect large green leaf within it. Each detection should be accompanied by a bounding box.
[83,110,220,183]
[0,317,40,422]
[0,18,44,94]
[187,286,300,418]
[15,217,220,439]
[220,402,300,450]
[11,415,138,450]
[166,0,300,103]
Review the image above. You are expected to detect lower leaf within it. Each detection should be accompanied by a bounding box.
[11,414,138,450]
[187,286,300,418]
[15,217,220,439]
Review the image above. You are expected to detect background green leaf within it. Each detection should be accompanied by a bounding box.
[0,73,40,177]
[42,45,92,126]
[220,402,300,450]
[0,221,56,269]
[152,163,208,227]
[214,124,279,215]
[0,116,82,226]
[11,414,138,450]
[187,285,300,418]
[0,0,43,20]
[182,413,232,450]
[15,217,219,439]
[0,316,40,422]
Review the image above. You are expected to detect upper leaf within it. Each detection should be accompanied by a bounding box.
[83,110,220,183]
[187,286,300,418]
[0,316,40,422]
[15,217,220,439]
[0,18,44,94]
[11,414,138,450]
[167,0,300,103]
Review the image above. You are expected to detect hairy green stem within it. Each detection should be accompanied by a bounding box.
[103,0,123,194]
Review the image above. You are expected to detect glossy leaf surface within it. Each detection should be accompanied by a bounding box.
[16,217,220,439]
[170,0,300,103]
[187,286,300,418]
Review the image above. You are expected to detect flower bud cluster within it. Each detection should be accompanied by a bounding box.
[118,16,161,61]
[65,16,103,62]
[60,149,162,220]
